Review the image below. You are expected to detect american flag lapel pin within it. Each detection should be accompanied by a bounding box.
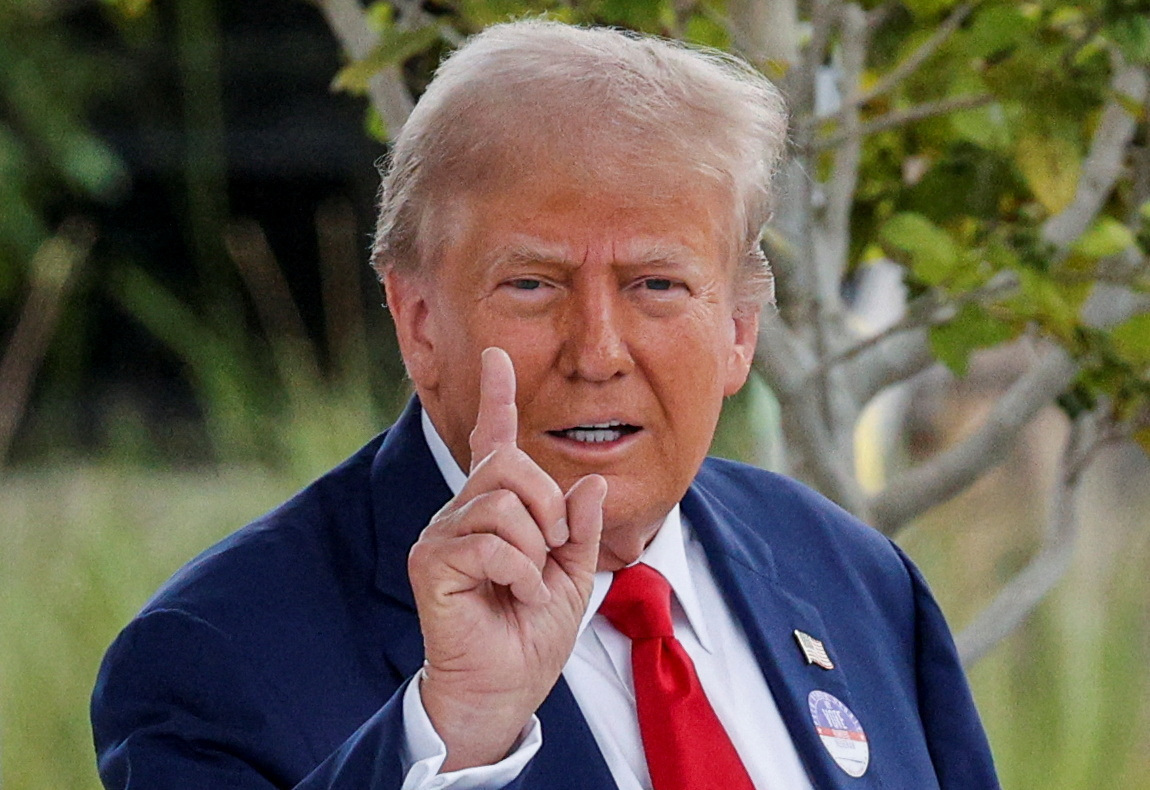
[794,629,835,670]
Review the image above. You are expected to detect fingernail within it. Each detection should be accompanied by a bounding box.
[536,582,552,604]
[551,518,570,547]
[594,476,608,504]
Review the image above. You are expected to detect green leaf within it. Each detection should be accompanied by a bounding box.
[460,0,543,28]
[945,68,1011,150]
[879,212,960,286]
[364,106,388,143]
[902,0,961,19]
[332,25,441,94]
[365,1,394,31]
[1114,89,1146,120]
[1111,313,1150,364]
[1107,16,1150,66]
[1071,216,1137,259]
[1011,269,1083,341]
[596,0,668,31]
[1056,383,1096,419]
[950,99,1011,152]
[58,135,128,200]
[684,13,730,50]
[1015,130,1081,214]
[966,5,1032,59]
[1135,426,1150,458]
[930,302,1018,376]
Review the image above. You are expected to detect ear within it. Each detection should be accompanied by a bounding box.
[383,267,441,392]
[723,306,760,397]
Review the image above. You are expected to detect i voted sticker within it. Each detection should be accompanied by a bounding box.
[808,690,869,777]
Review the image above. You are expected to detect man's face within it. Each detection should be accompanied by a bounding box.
[389,169,759,570]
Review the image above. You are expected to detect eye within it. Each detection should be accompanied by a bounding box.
[494,276,559,313]
[636,277,689,294]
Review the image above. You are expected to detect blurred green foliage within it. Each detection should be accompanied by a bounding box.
[0,0,127,298]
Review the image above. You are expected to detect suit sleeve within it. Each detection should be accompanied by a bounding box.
[91,608,412,789]
[891,544,1001,790]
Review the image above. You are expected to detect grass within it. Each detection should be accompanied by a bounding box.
[903,439,1150,788]
[2,414,1149,788]
[0,461,301,789]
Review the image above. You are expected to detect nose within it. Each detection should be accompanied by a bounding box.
[560,279,635,382]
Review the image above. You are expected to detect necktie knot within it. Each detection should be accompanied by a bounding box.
[599,562,674,640]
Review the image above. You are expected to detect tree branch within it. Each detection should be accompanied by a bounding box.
[870,346,1079,534]
[820,3,868,308]
[817,271,1019,405]
[728,0,798,67]
[854,2,972,107]
[1042,57,1148,250]
[793,0,837,123]
[846,328,938,407]
[756,314,868,515]
[311,0,414,138]
[956,413,1105,666]
[815,93,994,151]
[773,0,834,325]
[814,289,943,372]
[754,310,814,398]
[865,1,900,33]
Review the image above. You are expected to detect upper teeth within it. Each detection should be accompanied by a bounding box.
[567,427,623,443]
[578,421,623,429]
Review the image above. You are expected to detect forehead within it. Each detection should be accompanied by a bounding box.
[428,162,739,275]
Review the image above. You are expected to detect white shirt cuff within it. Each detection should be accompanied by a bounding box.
[400,673,543,790]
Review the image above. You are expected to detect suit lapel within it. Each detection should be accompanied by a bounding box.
[525,678,618,789]
[683,481,882,789]
[368,397,451,679]
[370,397,453,612]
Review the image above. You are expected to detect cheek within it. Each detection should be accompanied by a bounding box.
[655,326,731,427]
[473,320,562,408]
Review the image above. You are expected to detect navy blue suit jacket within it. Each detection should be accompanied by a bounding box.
[92,398,999,788]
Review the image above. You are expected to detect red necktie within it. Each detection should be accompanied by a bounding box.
[599,563,756,790]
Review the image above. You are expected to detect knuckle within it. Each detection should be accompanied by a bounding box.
[489,488,521,519]
[407,538,435,571]
[470,532,506,564]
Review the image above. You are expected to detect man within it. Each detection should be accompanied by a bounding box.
[92,20,999,790]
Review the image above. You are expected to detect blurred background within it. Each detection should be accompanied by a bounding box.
[2,0,1149,787]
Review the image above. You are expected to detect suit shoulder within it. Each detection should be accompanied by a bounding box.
[140,432,387,625]
[695,457,904,579]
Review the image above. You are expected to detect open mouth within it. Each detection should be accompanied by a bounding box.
[548,420,641,444]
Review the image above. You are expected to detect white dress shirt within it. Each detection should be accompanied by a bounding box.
[399,411,814,789]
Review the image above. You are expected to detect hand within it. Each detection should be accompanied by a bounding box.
[408,347,607,771]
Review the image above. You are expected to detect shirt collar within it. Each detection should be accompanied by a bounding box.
[421,409,712,653]
[421,408,468,496]
[583,505,714,654]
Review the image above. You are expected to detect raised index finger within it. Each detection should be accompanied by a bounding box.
[469,347,518,472]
